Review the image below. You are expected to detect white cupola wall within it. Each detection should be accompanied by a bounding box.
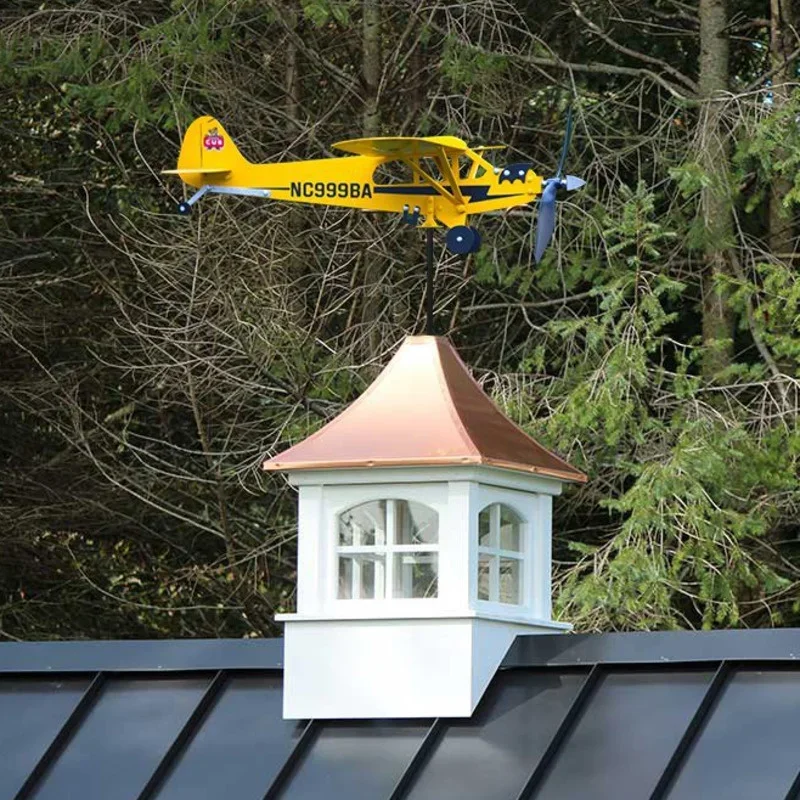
[264,336,586,720]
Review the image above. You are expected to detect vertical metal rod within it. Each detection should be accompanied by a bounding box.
[388,719,444,800]
[515,665,602,800]
[262,719,318,800]
[13,671,107,800]
[648,661,731,800]
[425,228,434,335]
[136,670,229,800]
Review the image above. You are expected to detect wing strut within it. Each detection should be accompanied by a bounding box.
[403,159,458,206]
[435,156,465,205]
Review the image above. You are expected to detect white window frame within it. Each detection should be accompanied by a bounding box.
[476,503,525,606]
[336,499,439,600]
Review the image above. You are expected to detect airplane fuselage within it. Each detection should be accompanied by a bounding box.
[166,116,583,259]
[177,154,542,229]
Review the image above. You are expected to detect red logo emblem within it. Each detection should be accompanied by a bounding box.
[203,127,224,151]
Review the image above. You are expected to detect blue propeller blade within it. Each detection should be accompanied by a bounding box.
[534,180,559,263]
[565,175,585,192]
[533,105,584,263]
[555,106,574,179]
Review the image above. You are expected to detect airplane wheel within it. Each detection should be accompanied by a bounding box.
[468,227,482,253]
[177,202,191,216]
[446,225,476,255]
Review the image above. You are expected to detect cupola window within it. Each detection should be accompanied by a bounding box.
[477,504,525,605]
[337,499,439,600]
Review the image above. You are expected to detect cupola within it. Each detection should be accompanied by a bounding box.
[264,336,586,719]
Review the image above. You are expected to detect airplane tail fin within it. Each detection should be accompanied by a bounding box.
[165,116,249,180]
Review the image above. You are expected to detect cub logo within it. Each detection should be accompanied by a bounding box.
[203,128,225,151]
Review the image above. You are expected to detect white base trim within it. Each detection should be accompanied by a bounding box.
[280,615,568,719]
[276,609,571,629]
[283,615,557,719]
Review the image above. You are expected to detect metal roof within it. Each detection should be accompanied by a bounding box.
[263,336,586,482]
[2,629,800,799]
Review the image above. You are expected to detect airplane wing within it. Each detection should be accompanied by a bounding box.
[332,136,469,158]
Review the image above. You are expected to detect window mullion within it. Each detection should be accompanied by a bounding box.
[386,500,396,599]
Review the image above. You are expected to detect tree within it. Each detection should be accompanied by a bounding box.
[0,0,798,641]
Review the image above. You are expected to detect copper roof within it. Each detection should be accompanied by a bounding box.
[263,336,586,482]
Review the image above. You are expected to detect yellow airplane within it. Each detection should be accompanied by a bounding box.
[163,115,584,260]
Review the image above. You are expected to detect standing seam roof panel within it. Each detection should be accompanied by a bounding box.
[4,632,800,800]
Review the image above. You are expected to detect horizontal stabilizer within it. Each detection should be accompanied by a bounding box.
[161,168,231,176]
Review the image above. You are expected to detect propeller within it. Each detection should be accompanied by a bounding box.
[533,107,586,263]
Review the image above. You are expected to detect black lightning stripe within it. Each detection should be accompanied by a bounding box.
[373,185,516,202]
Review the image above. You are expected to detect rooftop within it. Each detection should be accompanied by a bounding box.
[2,629,800,799]
[263,336,586,482]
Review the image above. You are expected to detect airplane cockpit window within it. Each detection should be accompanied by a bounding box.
[418,157,443,181]
[369,153,486,187]
[372,160,414,185]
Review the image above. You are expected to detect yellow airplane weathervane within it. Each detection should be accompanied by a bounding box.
[163,114,584,262]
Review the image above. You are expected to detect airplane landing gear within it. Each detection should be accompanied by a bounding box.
[446,225,482,255]
[402,205,421,226]
[177,202,192,215]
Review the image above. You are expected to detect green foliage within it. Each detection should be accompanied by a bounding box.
[503,181,800,631]
[301,0,355,27]
[735,89,800,211]
[441,37,510,112]
[726,259,800,363]
[0,8,238,129]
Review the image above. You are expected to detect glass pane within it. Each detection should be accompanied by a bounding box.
[155,675,303,800]
[32,677,209,800]
[478,554,492,601]
[393,553,438,598]
[667,669,800,800]
[338,557,353,599]
[478,507,493,547]
[406,670,588,800]
[280,720,431,800]
[396,500,438,545]
[339,555,385,599]
[499,558,521,604]
[499,506,522,551]
[536,669,714,800]
[359,556,378,599]
[338,500,386,546]
[0,677,90,798]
